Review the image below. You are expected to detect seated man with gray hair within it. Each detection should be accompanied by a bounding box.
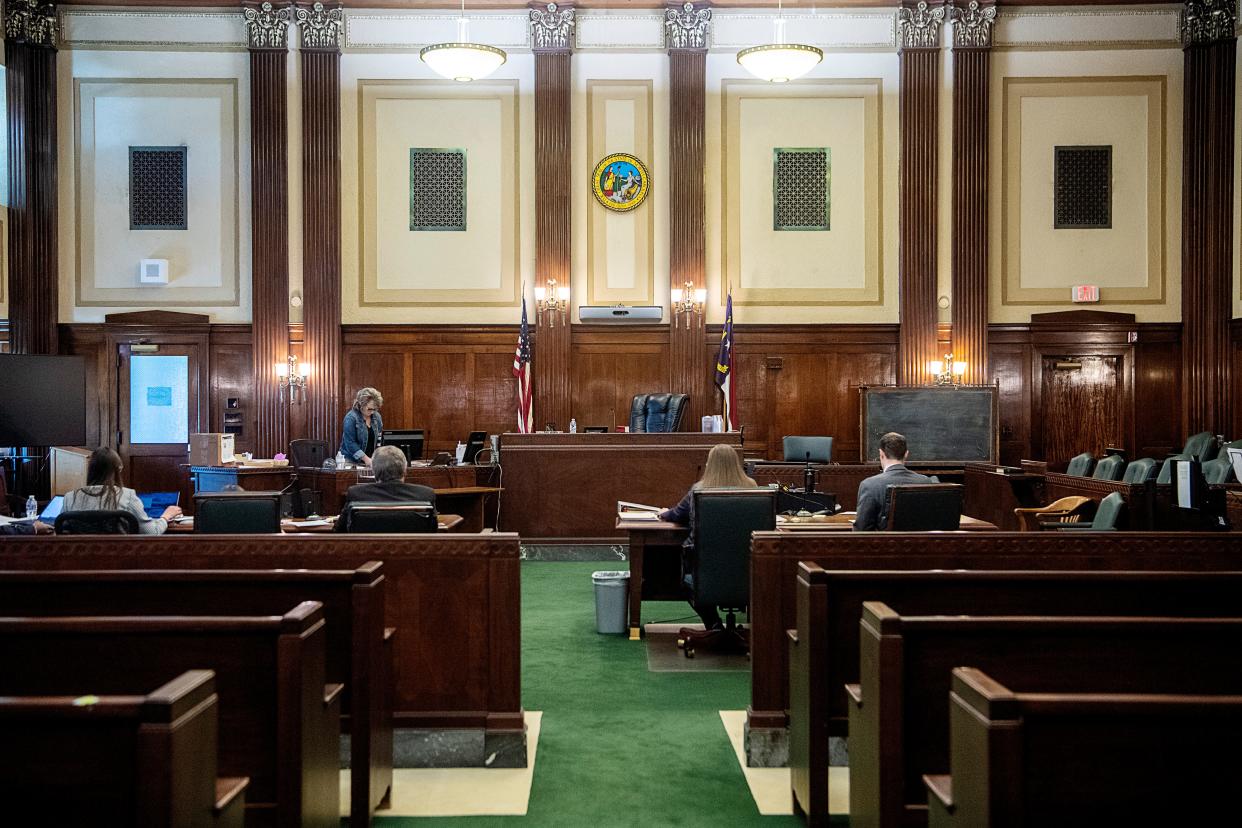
[335,444,436,532]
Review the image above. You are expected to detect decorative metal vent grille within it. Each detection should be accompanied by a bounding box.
[1054,145,1111,229]
[409,149,466,232]
[773,148,830,231]
[129,146,188,231]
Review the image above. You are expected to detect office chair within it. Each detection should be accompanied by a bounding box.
[1091,454,1127,481]
[677,488,775,658]
[1182,431,1219,463]
[1121,457,1158,485]
[54,510,141,535]
[782,436,833,463]
[1052,491,1125,531]
[343,501,437,533]
[289,439,329,469]
[1202,457,1235,485]
[1065,452,1096,477]
[883,484,965,531]
[1157,453,1190,485]
[629,393,689,433]
[194,493,282,534]
[1013,495,1094,532]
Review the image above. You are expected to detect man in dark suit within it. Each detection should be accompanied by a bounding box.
[335,445,436,531]
[853,431,934,530]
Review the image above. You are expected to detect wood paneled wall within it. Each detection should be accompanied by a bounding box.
[570,325,670,430]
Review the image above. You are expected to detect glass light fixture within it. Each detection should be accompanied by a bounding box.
[927,353,967,386]
[671,280,707,328]
[535,278,570,326]
[420,0,507,83]
[276,355,308,404]
[736,0,823,84]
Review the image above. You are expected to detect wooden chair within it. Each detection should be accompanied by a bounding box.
[1013,495,1093,531]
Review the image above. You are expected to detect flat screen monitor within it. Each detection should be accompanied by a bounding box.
[462,431,487,465]
[385,429,425,462]
[0,355,87,446]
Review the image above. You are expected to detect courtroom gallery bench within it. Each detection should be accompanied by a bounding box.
[787,564,1242,825]
[926,668,1242,828]
[0,564,391,826]
[0,601,341,828]
[0,532,526,767]
[745,530,1242,767]
[847,602,1242,828]
[0,669,248,828]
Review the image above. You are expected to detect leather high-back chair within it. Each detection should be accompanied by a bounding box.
[782,436,833,463]
[1121,457,1157,485]
[54,510,141,535]
[677,488,775,657]
[629,394,689,433]
[344,502,437,533]
[194,492,281,534]
[882,484,964,531]
[1202,457,1235,485]
[1091,455,1127,481]
[1065,452,1096,477]
[1183,431,1219,463]
[289,439,329,469]
[1157,453,1190,485]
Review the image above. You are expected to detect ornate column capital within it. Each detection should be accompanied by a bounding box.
[4,0,58,48]
[1181,0,1236,46]
[951,0,996,49]
[529,2,575,53]
[295,2,343,52]
[898,1,947,51]
[664,2,711,52]
[244,1,292,51]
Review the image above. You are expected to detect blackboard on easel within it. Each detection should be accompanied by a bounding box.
[860,386,999,465]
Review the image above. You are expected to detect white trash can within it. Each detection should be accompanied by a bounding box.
[592,570,630,634]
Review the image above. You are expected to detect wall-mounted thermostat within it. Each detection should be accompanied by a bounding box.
[139,259,169,284]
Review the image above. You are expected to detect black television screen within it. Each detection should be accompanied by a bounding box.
[385,429,425,462]
[0,354,87,446]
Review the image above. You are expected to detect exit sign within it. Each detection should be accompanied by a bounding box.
[1071,285,1100,303]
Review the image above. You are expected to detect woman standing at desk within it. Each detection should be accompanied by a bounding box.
[340,387,384,467]
[659,443,757,629]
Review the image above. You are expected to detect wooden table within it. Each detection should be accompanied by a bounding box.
[166,514,465,533]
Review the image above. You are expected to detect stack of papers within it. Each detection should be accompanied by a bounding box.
[618,501,662,520]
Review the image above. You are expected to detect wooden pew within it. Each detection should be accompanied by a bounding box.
[788,565,1242,824]
[747,530,1242,766]
[0,669,248,828]
[0,533,524,760]
[849,603,1242,828]
[0,602,341,828]
[0,564,391,826]
[926,668,1242,828]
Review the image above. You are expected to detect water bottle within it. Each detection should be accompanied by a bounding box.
[25,495,37,519]
[335,450,346,468]
[569,418,577,434]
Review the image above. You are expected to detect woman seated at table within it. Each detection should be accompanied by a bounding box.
[659,443,758,630]
[63,447,181,534]
[340,387,384,467]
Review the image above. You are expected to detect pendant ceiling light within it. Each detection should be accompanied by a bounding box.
[420,0,507,83]
[736,0,822,83]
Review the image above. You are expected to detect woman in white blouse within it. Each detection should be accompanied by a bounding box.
[63,447,181,534]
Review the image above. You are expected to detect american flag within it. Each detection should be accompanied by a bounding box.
[714,290,736,431]
[513,296,534,433]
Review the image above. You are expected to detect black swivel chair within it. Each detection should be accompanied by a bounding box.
[629,393,689,433]
[194,492,282,534]
[289,439,329,469]
[678,488,776,658]
[342,502,437,533]
[882,483,965,531]
[54,510,141,535]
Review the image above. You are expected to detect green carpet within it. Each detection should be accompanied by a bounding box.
[374,561,804,826]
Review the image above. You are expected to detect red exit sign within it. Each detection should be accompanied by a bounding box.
[1071,285,1100,303]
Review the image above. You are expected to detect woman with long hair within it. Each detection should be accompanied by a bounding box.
[62,447,180,534]
[659,444,757,629]
[340,387,384,467]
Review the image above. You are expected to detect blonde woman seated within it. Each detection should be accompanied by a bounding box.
[62,447,181,534]
[658,443,758,630]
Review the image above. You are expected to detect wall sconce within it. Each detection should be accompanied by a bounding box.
[275,355,308,404]
[927,353,968,386]
[670,281,706,328]
[534,278,570,326]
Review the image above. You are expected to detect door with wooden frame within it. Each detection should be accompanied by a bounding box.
[1039,355,1124,470]
[115,341,206,494]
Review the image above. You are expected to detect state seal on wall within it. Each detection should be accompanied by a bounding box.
[591,153,650,212]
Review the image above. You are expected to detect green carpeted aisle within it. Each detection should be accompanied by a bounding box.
[374,561,803,827]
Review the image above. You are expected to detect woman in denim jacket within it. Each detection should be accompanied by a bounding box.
[340,387,384,467]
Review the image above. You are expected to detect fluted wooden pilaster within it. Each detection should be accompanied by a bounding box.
[898,46,940,386]
[1181,37,1235,434]
[668,49,708,425]
[950,38,990,384]
[5,40,59,355]
[532,50,573,430]
[250,48,290,456]
[301,48,342,449]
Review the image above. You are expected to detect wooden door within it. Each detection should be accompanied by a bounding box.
[116,342,204,493]
[1039,355,1123,469]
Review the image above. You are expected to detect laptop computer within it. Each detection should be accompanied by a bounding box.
[138,491,180,520]
[38,495,64,522]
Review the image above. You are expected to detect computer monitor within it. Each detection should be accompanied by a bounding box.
[385,429,425,462]
[462,431,487,465]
